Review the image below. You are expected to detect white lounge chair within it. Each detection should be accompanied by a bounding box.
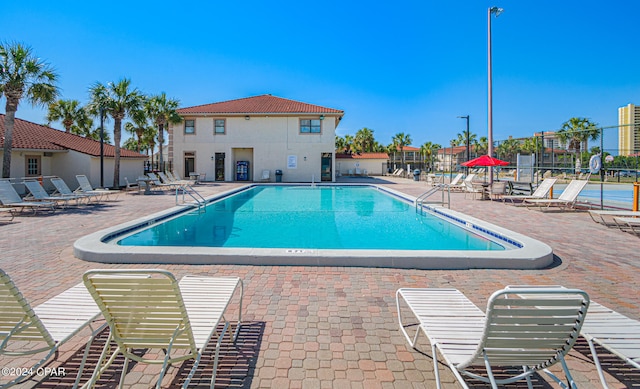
[507,285,640,389]
[23,180,83,208]
[82,269,244,389]
[445,173,465,191]
[50,177,100,203]
[396,286,589,389]
[613,216,640,234]
[0,180,56,214]
[524,179,588,210]
[145,172,175,191]
[463,179,483,199]
[260,169,270,182]
[75,175,121,200]
[502,178,557,204]
[0,268,105,388]
[588,210,640,226]
[580,301,640,388]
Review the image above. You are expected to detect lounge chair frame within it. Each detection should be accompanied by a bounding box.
[82,269,243,389]
[0,269,105,388]
[396,286,589,389]
[0,180,56,214]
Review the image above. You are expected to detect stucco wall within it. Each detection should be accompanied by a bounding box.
[170,115,338,182]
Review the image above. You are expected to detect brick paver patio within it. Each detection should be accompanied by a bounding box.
[1,176,638,388]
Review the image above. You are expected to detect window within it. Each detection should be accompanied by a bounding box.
[184,119,195,134]
[214,119,225,134]
[300,119,321,133]
[25,155,41,176]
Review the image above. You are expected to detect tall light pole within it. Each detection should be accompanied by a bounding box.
[99,107,105,188]
[488,6,503,184]
[458,115,470,174]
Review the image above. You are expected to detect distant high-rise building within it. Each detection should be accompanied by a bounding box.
[618,103,640,156]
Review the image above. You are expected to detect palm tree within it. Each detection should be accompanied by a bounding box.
[124,109,157,153]
[556,117,600,173]
[335,136,346,153]
[475,136,489,157]
[1,43,59,178]
[420,141,441,172]
[343,135,354,154]
[354,127,375,153]
[146,93,181,171]
[46,99,86,133]
[392,132,412,169]
[89,79,143,188]
[495,138,520,163]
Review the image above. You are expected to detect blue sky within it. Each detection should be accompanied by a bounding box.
[2,0,639,154]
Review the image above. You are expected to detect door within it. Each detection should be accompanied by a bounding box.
[321,153,332,181]
[184,153,195,178]
[215,153,225,181]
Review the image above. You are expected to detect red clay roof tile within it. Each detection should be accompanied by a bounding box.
[336,152,389,159]
[178,94,344,116]
[0,114,146,158]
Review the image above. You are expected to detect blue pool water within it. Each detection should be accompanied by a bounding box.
[118,186,505,251]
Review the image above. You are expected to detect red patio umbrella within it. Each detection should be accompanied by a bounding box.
[461,155,509,167]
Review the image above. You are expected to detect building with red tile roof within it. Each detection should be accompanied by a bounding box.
[170,95,344,182]
[1,114,146,188]
[336,152,389,176]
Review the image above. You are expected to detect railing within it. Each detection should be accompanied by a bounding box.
[415,184,450,214]
[175,184,206,210]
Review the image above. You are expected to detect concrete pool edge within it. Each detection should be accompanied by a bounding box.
[73,184,554,270]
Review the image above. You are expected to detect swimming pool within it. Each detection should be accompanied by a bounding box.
[118,186,504,251]
[74,184,553,269]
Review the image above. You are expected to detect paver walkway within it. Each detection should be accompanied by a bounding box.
[1,177,638,388]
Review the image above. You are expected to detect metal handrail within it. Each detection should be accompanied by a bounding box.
[416,184,450,214]
[175,184,206,210]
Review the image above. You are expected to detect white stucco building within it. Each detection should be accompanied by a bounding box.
[0,115,147,189]
[170,95,344,183]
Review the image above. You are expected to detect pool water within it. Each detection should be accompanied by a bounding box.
[118,186,505,251]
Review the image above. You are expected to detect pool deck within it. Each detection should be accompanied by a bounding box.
[1,176,639,388]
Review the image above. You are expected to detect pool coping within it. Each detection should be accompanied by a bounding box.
[74,184,554,270]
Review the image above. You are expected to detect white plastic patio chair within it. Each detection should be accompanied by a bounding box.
[0,268,105,388]
[396,286,589,389]
[82,269,243,389]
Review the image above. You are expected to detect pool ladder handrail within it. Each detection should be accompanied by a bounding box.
[415,183,450,214]
[176,184,206,210]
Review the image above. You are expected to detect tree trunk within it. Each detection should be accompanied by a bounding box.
[113,116,123,188]
[158,123,164,172]
[2,97,20,178]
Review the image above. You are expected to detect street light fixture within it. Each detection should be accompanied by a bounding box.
[488,6,503,184]
[458,115,470,174]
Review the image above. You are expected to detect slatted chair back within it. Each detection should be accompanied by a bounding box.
[461,287,589,371]
[83,270,198,358]
[0,269,55,354]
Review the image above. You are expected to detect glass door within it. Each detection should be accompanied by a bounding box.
[321,153,332,181]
